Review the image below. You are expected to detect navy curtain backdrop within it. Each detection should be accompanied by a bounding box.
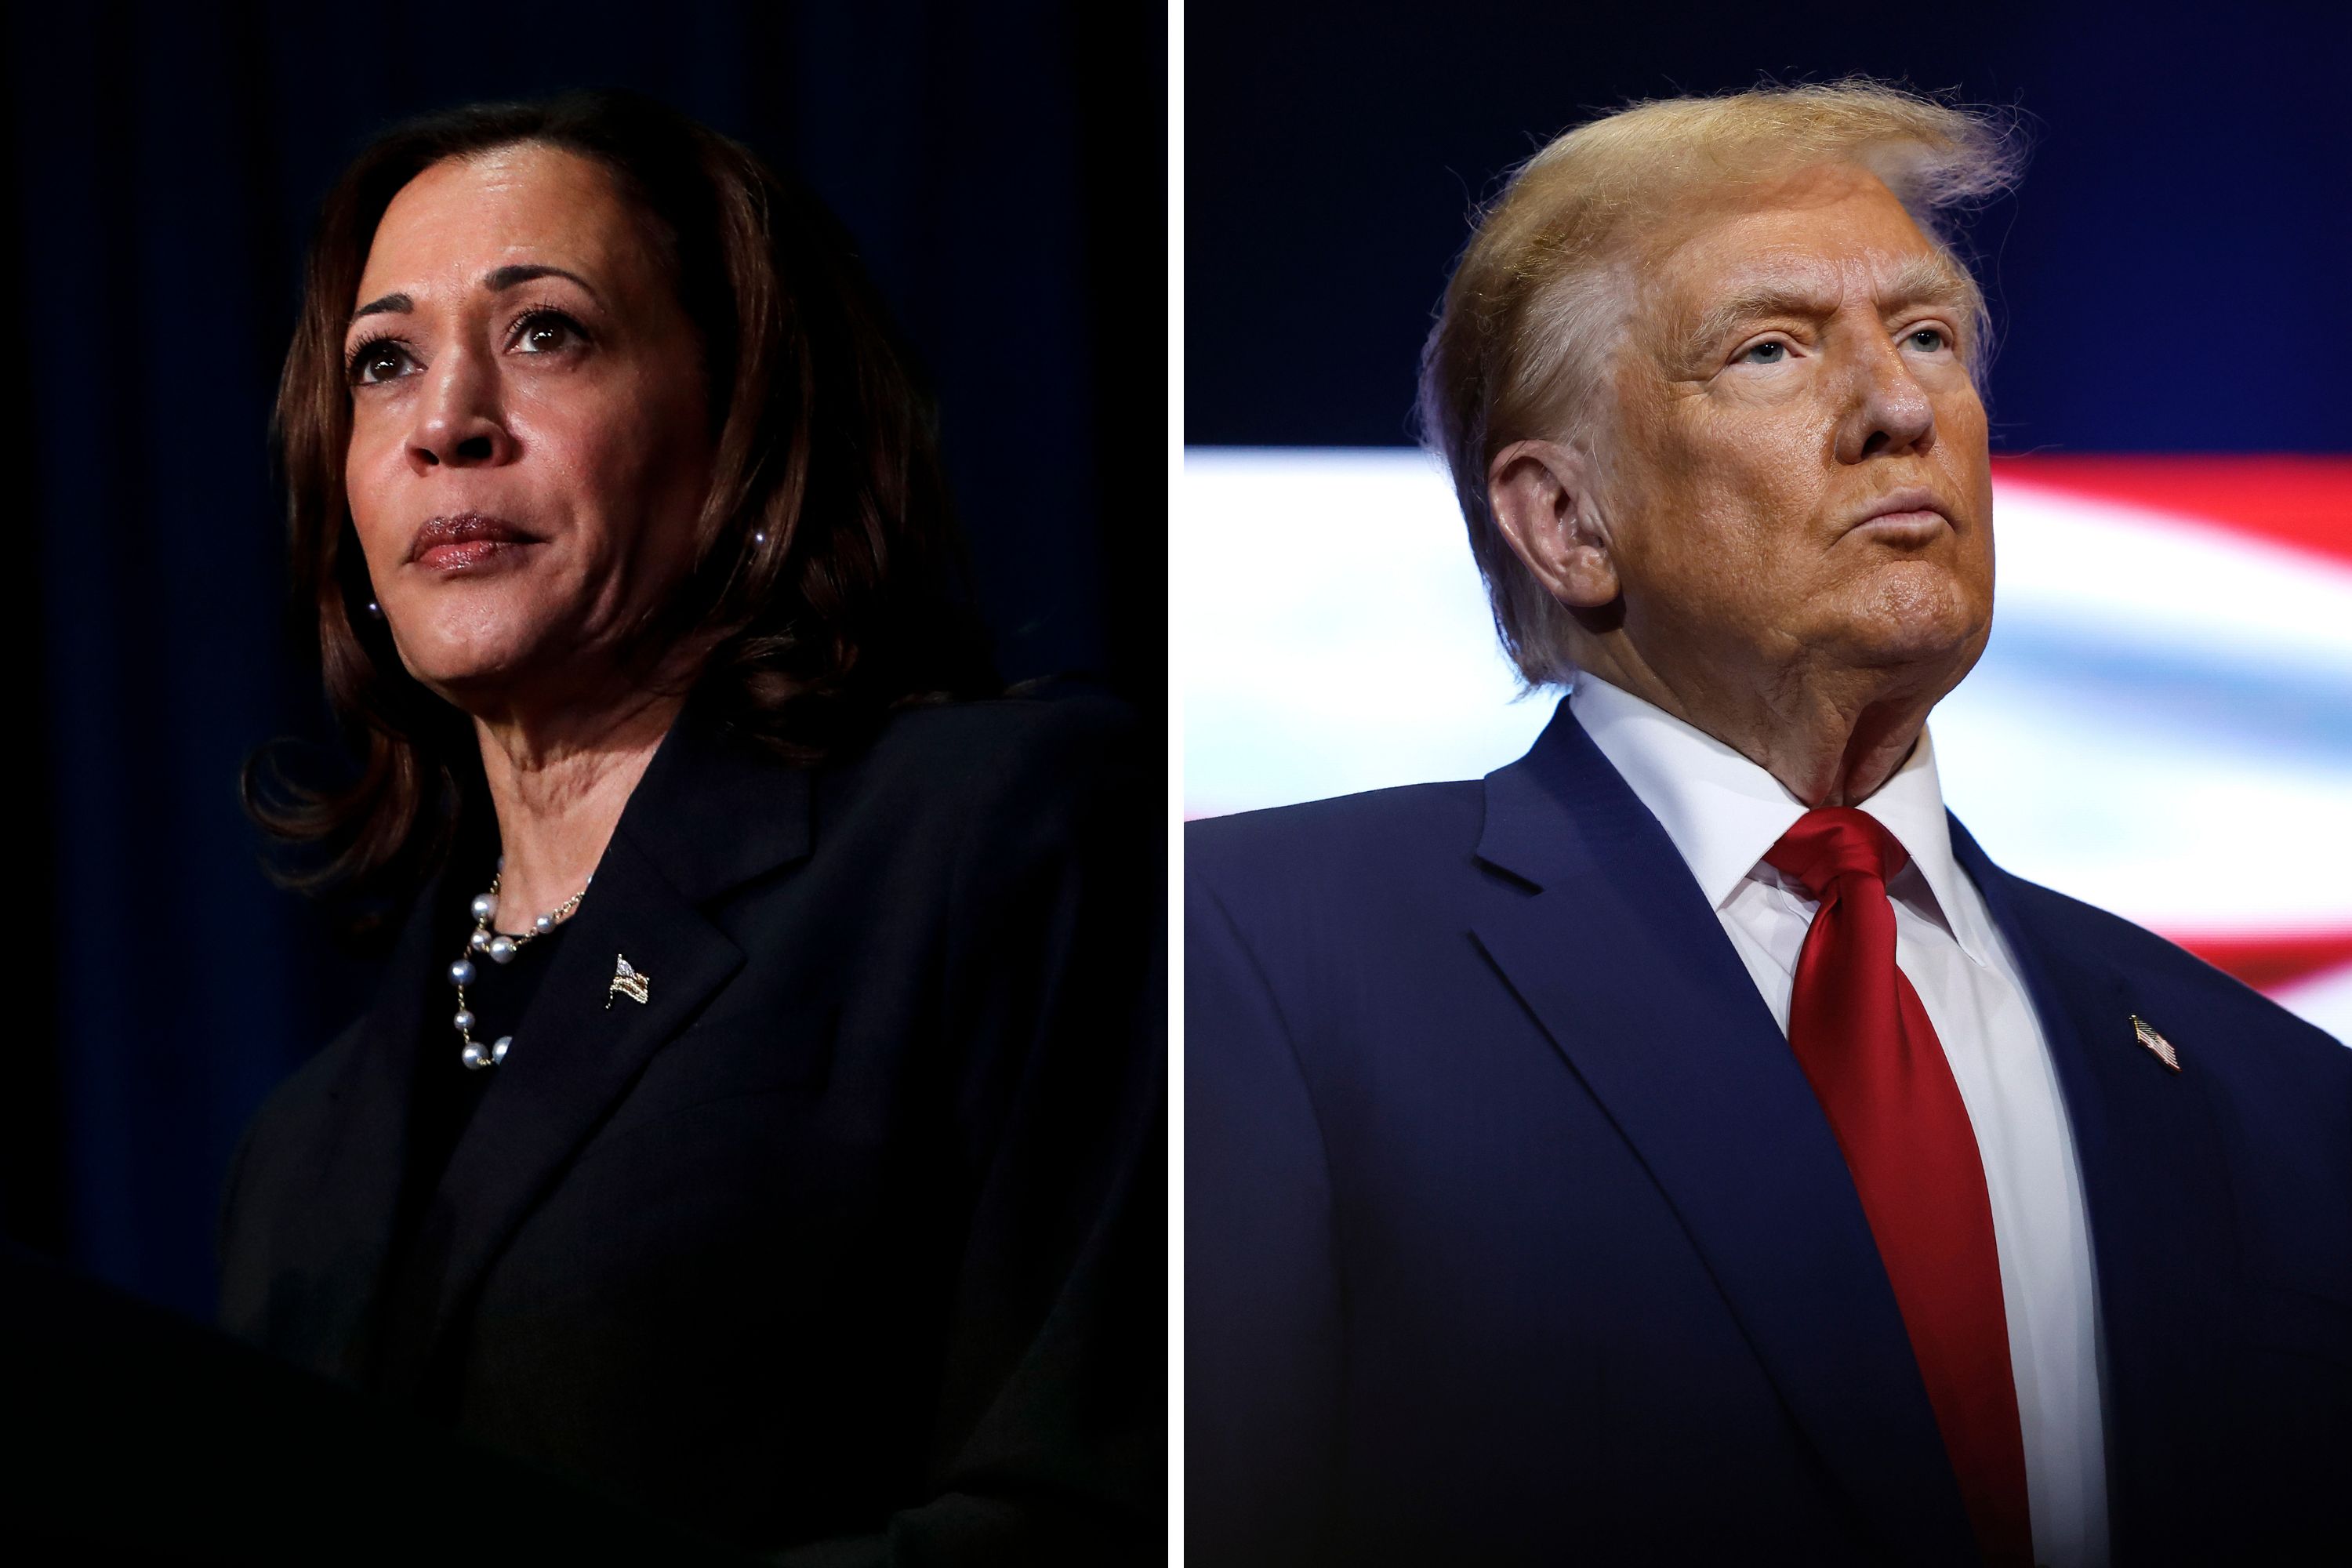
[2,0,1163,1317]
[1186,0,2352,452]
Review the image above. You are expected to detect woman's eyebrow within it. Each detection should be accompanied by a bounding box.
[350,291,412,324]
[483,263,597,299]
[347,266,598,328]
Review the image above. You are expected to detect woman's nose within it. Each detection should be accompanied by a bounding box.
[408,356,515,470]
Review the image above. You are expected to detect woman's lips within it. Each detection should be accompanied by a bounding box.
[416,537,532,570]
[407,513,539,571]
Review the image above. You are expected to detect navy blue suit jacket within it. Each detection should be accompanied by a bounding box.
[1186,700,2351,1566]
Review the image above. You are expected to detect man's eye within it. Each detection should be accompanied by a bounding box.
[348,340,413,385]
[1737,340,1788,365]
[1907,327,1949,352]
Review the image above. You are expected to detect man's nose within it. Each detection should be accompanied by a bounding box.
[1834,332,1936,465]
[406,352,514,471]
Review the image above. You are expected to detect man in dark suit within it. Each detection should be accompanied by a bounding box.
[1186,83,2351,1566]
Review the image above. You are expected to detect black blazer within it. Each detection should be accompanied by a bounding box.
[220,692,1163,1563]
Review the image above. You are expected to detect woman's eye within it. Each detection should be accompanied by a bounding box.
[1737,339,1788,365]
[1907,327,1949,352]
[514,312,582,354]
[348,341,413,385]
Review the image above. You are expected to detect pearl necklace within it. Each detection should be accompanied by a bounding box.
[447,867,592,1069]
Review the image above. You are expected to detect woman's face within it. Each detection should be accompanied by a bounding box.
[343,142,716,714]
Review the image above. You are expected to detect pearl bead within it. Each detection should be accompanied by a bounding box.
[492,1036,513,1064]
[462,1040,490,1070]
[448,959,476,987]
[470,929,493,952]
[470,893,498,922]
[534,913,554,935]
[452,1009,475,1033]
[487,935,517,964]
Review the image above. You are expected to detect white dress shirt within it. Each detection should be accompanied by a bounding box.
[1570,673,2109,1568]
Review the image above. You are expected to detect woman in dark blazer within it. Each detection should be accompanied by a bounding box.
[218,91,1160,1562]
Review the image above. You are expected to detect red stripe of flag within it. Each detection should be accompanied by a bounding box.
[1993,455,2352,571]
[2161,930,2352,993]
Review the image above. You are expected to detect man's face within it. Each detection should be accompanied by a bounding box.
[1597,163,1994,699]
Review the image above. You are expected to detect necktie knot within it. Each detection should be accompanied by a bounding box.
[1763,807,1910,899]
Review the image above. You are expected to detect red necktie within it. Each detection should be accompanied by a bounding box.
[1766,809,2031,1567]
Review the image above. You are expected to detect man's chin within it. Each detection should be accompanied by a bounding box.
[1835,565,1989,666]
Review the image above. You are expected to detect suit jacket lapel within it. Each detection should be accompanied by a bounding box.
[1470,702,1978,1565]
[1949,818,2237,1560]
[373,703,815,1399]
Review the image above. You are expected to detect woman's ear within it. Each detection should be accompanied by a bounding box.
[1486,439,1620,609]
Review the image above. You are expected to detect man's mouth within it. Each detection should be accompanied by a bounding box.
[1846,488,1950,539]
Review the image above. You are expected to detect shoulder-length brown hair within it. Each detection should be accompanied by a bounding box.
[251,89,995,914]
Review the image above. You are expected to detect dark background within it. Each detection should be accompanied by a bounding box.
[1186,0,2352,453]
[2,0,1163,1319]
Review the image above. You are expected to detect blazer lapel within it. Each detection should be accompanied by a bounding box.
[373,704,815,1399]
[1469,702,1978,1565]
[285,866,444,1384]
[1949,819,2237,1561]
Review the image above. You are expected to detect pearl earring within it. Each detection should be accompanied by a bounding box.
[751,531,768,548]
[365,600,384,619]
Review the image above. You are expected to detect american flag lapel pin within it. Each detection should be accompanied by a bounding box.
[607,953,651,1009]
[2130,1014,2180,1073]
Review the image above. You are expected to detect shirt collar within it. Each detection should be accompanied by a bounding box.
[1566,673,1999,967]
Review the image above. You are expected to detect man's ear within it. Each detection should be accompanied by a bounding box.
[1486,439,1619,609]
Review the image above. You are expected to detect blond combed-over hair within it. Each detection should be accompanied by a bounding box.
[1417,80,2026,687]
